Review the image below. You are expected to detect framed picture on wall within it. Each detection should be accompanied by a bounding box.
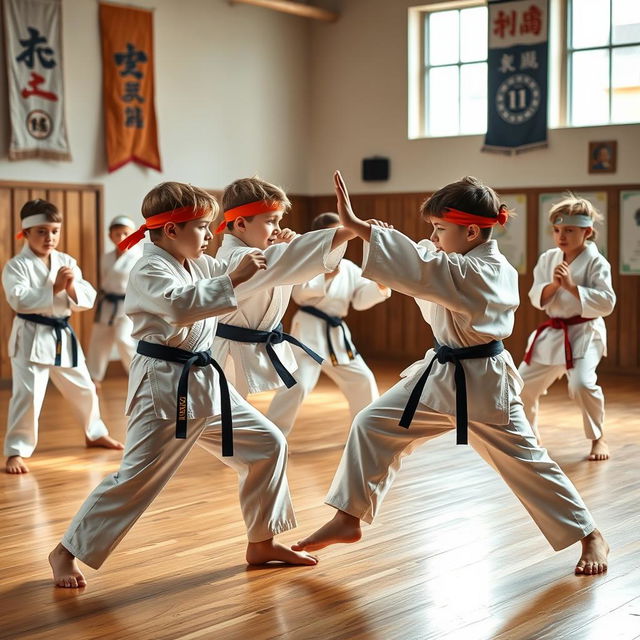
[538,192,608,257]
[588,140,617,174]
[493,193,527,274]
[620,190,640,275]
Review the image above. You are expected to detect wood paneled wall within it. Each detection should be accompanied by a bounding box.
[0,180,103,382]
[297,185,640,376]
[1,181,637,382]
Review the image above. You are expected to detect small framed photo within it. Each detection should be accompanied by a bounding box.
[588,140,617,174]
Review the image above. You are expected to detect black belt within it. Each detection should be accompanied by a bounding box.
[215,322,323,388]
[96,292,126,326]
[299,306,356,366]
[136,340,233,457]
[17,313,78,367]
[399,340,505,445]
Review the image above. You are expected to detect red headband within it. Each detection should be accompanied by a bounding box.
[441,205,508,228]
[118,206,208,252]
[215,200,283,234]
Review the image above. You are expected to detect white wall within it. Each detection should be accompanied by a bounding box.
[308,0,640,195]
[1,0,638,231]
[0,0,311,240]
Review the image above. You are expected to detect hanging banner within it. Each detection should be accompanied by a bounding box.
[483,0,548,154]
[3,0,71,161]
[99,2,161,172]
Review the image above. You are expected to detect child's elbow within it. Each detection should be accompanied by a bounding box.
[602,295,616,317]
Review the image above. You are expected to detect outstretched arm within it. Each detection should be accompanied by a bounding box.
[334,171,391,242]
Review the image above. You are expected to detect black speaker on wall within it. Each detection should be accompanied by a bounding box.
[362,156,390,181]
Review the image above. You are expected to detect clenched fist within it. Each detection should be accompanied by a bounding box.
[229,251,267,287]
[273,228,297,244]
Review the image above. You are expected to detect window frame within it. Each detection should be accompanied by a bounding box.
[409,0,487,139]
[566,0,640,126]
[408,0,639,139]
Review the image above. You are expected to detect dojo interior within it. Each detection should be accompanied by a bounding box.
[1,0,639,638]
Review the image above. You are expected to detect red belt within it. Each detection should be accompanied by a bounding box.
[523,316,590,369]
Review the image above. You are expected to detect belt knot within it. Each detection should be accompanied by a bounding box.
[435,344,456,364]
[192,351,213,367]
[266,328,285,346]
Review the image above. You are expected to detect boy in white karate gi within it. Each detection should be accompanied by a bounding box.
[519,197,616,461]
[212,178,353,400]
[294,173,609,577]
[86,216,141,386]
[267,212,391,436]
[2,200,123,475]
[49,182,318,589]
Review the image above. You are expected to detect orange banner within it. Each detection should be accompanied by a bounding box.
[99,2,161,172]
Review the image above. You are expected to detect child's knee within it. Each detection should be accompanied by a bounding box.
[351,404,383,435]
[567,376,598,397]
[259,424,289,460]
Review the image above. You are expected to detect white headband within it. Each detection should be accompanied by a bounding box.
[553,214,593,228]
[110,215,136,229]
[21,213,55,230]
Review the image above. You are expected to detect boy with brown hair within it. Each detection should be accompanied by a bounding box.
[2,199,122,474]
[49,181,317,588]
[294,173,609,577]
[213,176,354,399]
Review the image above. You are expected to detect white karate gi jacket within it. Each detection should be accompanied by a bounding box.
[524,244,616,365]
[2,245,96,367]
[362,228,522,426]
[95,246,142,324]
[212,230,346,394]
[124,243,237,419]
[289,259,391,364]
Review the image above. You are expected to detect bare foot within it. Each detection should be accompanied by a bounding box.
[246,539,318,566]
[92,380,102,391]
[49,543,87,588]
[5,455,29,474]
[292,510,362,552]
[86,435,124,450]
[588,437,609,461]
[575,529,609,576]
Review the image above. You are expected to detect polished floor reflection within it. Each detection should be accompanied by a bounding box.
[1,362,638,640]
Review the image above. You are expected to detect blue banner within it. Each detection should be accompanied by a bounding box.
[484,0,549,154]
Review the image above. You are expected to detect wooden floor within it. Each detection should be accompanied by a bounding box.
[1,362,639,640]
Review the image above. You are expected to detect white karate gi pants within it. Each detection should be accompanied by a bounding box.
[4,357,109,457]
[326,376,596,551]
[518,341,605,441]
[86,317,136,382]
[61,385,296,569]
[267,352,379,436]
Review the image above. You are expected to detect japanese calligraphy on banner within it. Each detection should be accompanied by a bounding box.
[3,0,71,160]
[99,2,161,172]
[484,0,548,154]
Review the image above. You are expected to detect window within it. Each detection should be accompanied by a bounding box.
[568,0,640,125]
[409,0,640,137]
[409,2,488,138]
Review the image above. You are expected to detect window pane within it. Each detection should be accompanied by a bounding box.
[460,63,487,134]
[460,7,487,62]
[429,10,459,66]
[612,0,640,45]
[428,65,459,136]
[571,0,610,49]
[611,45,640,122]
[571,49,610,125]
